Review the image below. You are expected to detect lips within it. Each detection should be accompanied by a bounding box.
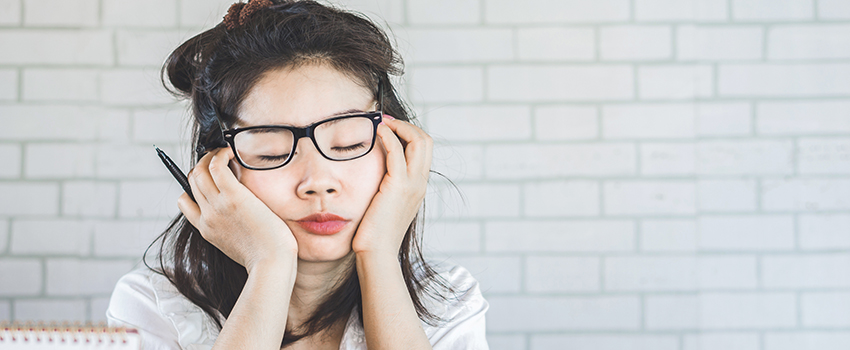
[296,213,348,235]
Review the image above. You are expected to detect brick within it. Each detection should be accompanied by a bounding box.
[636,0,727,21]
[698,215,795,251]
[487,296,640,331]
[698,256,758,289]
[484,0,630,23]
[523,180,599,217]
[486,220,635,252]
[700,293,796,329]
[819,0,850,19]
[23,0,98,27]
[638,65,713,99]
[532,335,678,350]
[438,183,519,219]
[602,104,695,139]
[696,103,752,136]
[762,254,850,288]
[601,26,672,61]
[132,108,189,143]
[179,0,232,27]
[63,181,118,217]
[603,181,696,215]
[449,256,521,293]
[645,294,698,329]
[102,0,177,27]
[765,332,850,350]
[91,297,111,321]
[488,65,634,102]
[407,29,513,63]
[526,256,599,292]
[697,179,758,212]
[426,106,531,141]
[0,259,41,296]
[46,259,134,295]
[101,69,176,105]
[22,69,98,101]
[758,100,850,135]
[0,0,21,25]
[337,0,404,24]
[430,144,483,181]
[697,140,794,175]
[0,30,112,65]
[409,67,483,103]
[14,299,87,321]
[719,64,850,97]
[0,219,7,252]
[800,214,850,250]
[517,27,594,61]
[0,144,21,178]
[732,0,813,20]
[24,143,95,178]
[802,292,850,327]
[484,143,636,179]
[683,333,760,350]
[677,25,763,61]
[488,335,525,350]
[421,221,480,254]
[11,220,92,255]
[799,138,850,174]
[0,183,59,215]
[118,181,183,218]
[762,178,850,211]
[605,256,697,291]
[0,69,17,100]
[640,142,696,175]
[117,30,187,66]
[0,301,8,320]
[97,144,179,179]
[769,25,850,60]
[640,219,697,252]
[94,220,180,257]
[98,110,132,142]
[408,0,479,24]
[0,106,101,140]
[534,106,598,140]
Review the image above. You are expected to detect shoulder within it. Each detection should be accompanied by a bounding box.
[418,260,490,349]
[107,268,219,350]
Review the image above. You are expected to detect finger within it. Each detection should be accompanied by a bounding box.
[209,147,243,193]
[191,150,221,198]
[377,123,407,178]
[186,167,209,207]
[381,118,431,176]
[177,192,202,228]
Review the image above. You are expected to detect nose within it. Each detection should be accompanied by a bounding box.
[293,138,340,199]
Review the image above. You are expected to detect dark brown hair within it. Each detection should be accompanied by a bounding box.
[145,0,450,346]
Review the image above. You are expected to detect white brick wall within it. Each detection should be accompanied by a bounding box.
[3,0,850,348]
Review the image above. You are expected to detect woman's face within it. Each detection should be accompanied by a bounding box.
[231,63,386,262]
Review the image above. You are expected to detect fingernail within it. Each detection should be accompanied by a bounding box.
[383,114,395,120]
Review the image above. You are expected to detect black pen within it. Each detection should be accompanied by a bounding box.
[154,145,196,203]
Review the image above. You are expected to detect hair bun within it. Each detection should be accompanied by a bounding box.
[223,0,273,30]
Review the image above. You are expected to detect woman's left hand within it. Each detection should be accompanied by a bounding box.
[351,116,432,257]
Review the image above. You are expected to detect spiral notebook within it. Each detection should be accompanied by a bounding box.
[0,322,141,349]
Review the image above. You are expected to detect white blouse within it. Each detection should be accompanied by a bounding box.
[106,263,489,350]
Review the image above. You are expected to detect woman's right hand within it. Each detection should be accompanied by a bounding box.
[177,147,298,273]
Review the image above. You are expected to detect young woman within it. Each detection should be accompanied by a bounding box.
[105,1,489,349]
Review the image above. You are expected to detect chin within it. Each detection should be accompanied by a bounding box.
[293,230,355,263]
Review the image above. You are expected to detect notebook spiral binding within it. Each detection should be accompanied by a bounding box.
[0,321,137,345]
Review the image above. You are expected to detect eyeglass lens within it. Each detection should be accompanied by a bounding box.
[232,116,375,169]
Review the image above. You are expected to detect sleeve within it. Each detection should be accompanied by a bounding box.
[106,270,183,350]
[427,264,490,350]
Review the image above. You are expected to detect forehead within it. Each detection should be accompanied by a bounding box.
[237,63,374,127]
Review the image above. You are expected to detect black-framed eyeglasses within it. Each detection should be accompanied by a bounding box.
[222,111,383,170]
